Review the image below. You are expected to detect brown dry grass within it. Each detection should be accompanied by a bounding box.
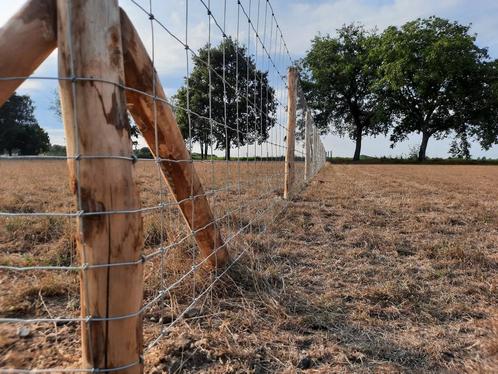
[1,162,497,373]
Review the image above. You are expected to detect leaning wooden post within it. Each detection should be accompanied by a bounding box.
[0,0,56,106]
[120,9,228,268]
[284,67,297,199]
[57,1,143,372]
[304,110,312,181]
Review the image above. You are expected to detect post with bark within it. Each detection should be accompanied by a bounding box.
[57,1,144,372]
[284,67,297,199]
[304,110,312,181]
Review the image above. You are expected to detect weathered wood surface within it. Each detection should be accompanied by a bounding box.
[0,0,57,106]
[284,67,297,199]
[120,9,229,268]
[57,1,144,372]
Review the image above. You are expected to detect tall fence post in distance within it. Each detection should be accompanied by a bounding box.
[57,1,144,372]
[284,67,297,199]
[313,124,318,176]
[304,110,312,181]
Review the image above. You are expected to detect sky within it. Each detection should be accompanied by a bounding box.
[1,0,497,158]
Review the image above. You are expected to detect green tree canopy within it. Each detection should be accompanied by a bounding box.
[374,17,497,160]
[175,37,277,160]
[0,93,50,155]
[301,24,391,160]
[461,59,498,151]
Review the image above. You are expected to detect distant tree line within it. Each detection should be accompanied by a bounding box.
[300,17,498,161]
[2,19,496,161]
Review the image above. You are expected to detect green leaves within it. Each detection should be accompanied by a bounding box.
[0,93,50,156]
[174,37,277,160]
[374,17,495,160]
[303,17,497,161]
[301,24,391,160]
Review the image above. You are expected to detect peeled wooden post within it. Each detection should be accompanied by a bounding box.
[304,110,312,181]
[0,0,56,106]
[57,1,143,372]
[120,9,228,268]
[284,67,297,199]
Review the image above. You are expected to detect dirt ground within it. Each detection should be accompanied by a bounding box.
[1,163,497,373]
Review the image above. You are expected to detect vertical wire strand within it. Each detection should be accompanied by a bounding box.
[207,0,217,275]
[148,0,168,348]
[253,0,259,201]
[222,0,230,254]
[245,0,252,233]
[65,0,95,367]
[185,0,197,305]
[235,1,241,232]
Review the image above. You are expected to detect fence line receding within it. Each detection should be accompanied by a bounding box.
[0,0,326,371]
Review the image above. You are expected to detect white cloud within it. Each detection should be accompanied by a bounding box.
[17,79,45,93]
[274,0,497,58]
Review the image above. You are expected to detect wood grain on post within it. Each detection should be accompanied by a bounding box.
[57,1,143,372]
[120,9,228,268]
[0,0,56,106]
[284,67,297,199]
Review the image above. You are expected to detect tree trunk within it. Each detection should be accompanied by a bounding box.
[225,138,231,160]
[353,125,363,161]
[418,132,430,161]
[204,142,209,159]
[200,141,204,159]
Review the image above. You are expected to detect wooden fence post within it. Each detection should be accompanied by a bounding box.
[119,9,228,268]
[304,110,312,181]
[57,1,143,372]
[313,124,318,176]
[284,67,297,199]
[0,0,56,106]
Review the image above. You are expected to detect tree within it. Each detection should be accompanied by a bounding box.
[175,37,277,160]
[374,17,496,161]
[0,93,50,155]
[449,132,471,159]
[462,59,498,151]
[134,146,153,159]
[47,144,67,156]
[301,24,390,161]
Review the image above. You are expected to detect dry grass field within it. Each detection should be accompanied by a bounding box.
[0,162,497,373]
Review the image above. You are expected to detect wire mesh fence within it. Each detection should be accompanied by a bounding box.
[0,0,326,371]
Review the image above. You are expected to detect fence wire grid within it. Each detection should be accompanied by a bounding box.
[0,0,326,371]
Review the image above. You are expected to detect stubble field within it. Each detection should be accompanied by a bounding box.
[0,162,497,373]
